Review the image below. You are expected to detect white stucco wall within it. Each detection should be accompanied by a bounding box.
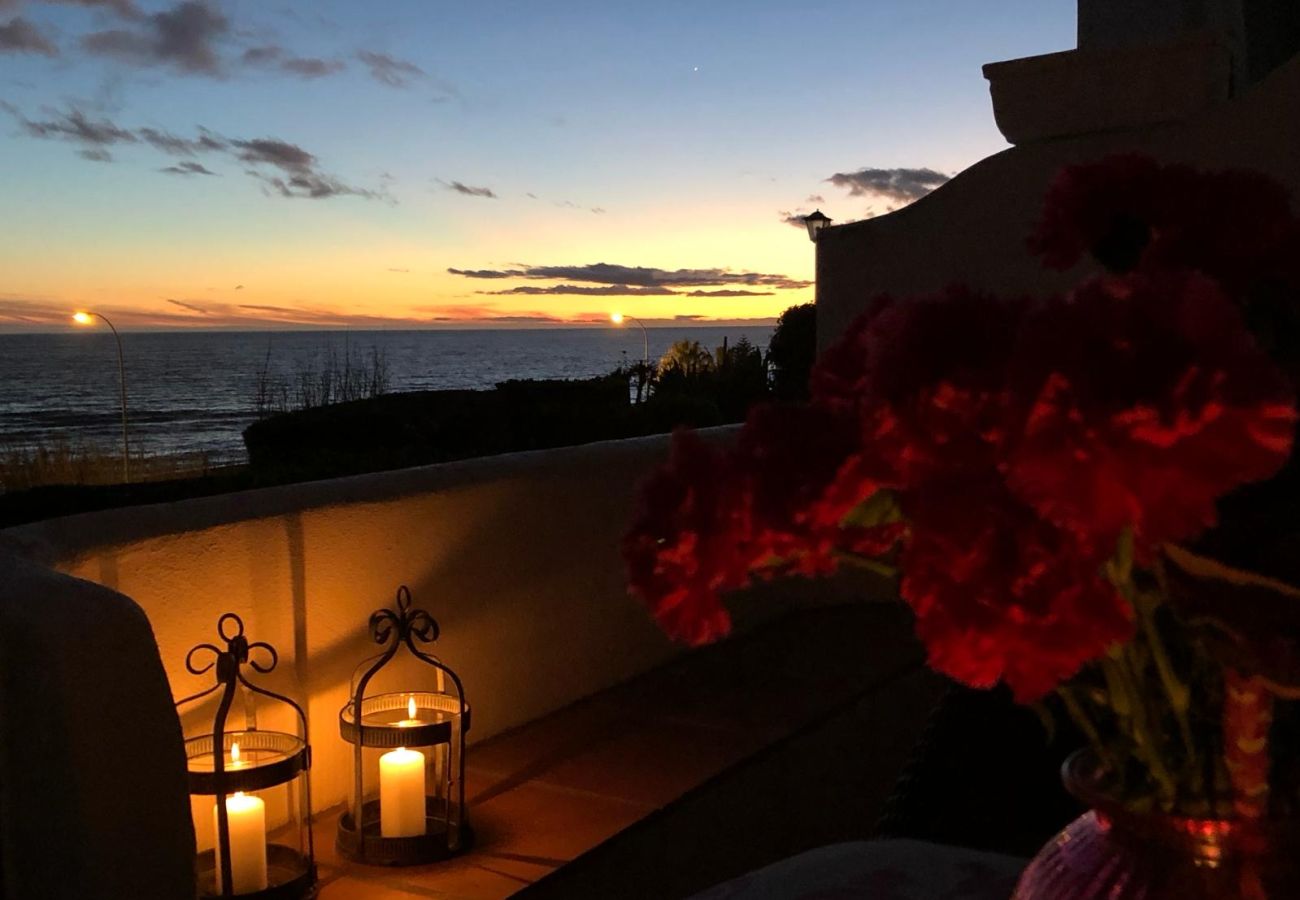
[1,435,677,808]
[2,430,874,812]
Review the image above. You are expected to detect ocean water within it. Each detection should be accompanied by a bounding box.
[0,326,772,462]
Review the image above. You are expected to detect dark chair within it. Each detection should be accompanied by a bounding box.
[874,684,1084,858]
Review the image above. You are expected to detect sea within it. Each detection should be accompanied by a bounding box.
[0,326,773,464]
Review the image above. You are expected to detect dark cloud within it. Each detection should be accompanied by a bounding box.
[0,17,58,56]
[43,0,141,18]
[82,0,228,75]
[450,262,810,290]
[79,147,113,161]
[356,49,423,87]
[160,160,216,175]
[479,284,676,297]
[231,137,314,173]
[255,172,374,200]
[684,289,776,297]
[675,314,705,320]
[778,210,810,228]
[241,44,344,78]
[229,136,373,197]
[166,298,210,313]
[826,166,949,203]
[440,179,496,199]
[6,102,374,200]
[139,125,224,155]
[234,284,243,290]
[18,106,137,149]
[448,268,511,279]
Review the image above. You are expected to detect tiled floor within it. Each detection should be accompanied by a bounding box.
[317,603,926,899]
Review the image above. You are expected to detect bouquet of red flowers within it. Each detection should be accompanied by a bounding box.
[624,155,1300,818]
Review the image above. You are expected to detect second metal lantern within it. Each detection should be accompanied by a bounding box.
[337,586,471,865]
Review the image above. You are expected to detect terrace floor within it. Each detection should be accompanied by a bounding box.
[316,602,943,900]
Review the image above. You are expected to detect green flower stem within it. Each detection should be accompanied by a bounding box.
[1058,685,1118,773]
[1103,648,1177,808]
[832,551,898,580]
[1134,589,1199,778]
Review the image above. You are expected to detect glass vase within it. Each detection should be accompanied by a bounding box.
[1013,751,1300,899]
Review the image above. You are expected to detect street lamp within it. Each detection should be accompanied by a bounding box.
[610,311,649,366]
[804,209,832,242]
[72,310,131,483]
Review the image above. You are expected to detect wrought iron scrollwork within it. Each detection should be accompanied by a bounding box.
[175,613,314,898]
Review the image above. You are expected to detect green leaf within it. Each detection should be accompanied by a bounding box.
[841,489,902,529]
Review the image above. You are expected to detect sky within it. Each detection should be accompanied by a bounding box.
[0,0,1076,330]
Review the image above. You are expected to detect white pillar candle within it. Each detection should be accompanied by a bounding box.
[380,747,426,837]
[213,792,268,894]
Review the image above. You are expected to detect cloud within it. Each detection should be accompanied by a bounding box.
[826,166,949,203]
[778,210,810,228]
[439,179,496,199]
[386,267,409,273]
[356,49,423,87]
[43,0,141,18]
[241,44,344,78]
[6,102,375,199]
[479,284,676,297]
[806,194,825,204]
[447,268,511,279]
[684,289,776,297]
[0,17,58,56]
[231,136,314,172]
[449,262,810,290]
[160,160,216,175]
[230,136,375,197]
[17,107,138,154]
[82,0,229,75]
[166,298,210,313]
[234,284,243,290]
[139,125,225,155]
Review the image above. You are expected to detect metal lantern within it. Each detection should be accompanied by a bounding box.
[337,586,471,865]
[804,208,832,241]
[176,614,316,899]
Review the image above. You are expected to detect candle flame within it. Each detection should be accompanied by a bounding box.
[409,696,417,720]
[231,742,241,765]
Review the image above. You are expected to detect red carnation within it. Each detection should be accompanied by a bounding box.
[735,403,903,578]
[1028,153,1164,273]
[900,478,1132,702]
[812,285,1030,487]
[1006,271,1296,555]
[622,429,747,645]
[1029,154,1300,295]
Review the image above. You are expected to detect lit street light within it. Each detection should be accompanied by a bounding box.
[72,310,131,483]
[804,209,832,242]
[610,311,649,367]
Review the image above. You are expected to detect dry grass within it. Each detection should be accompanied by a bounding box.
[0,440,223,493]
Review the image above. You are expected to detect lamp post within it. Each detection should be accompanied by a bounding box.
[803,209,832,242]
[73,310,130,483]
[610,311,649,366]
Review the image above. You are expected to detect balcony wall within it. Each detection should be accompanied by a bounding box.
[815,50,1300,350]
[1,430,876,813]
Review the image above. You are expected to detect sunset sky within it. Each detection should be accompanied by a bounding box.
[1,0,1074,330]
